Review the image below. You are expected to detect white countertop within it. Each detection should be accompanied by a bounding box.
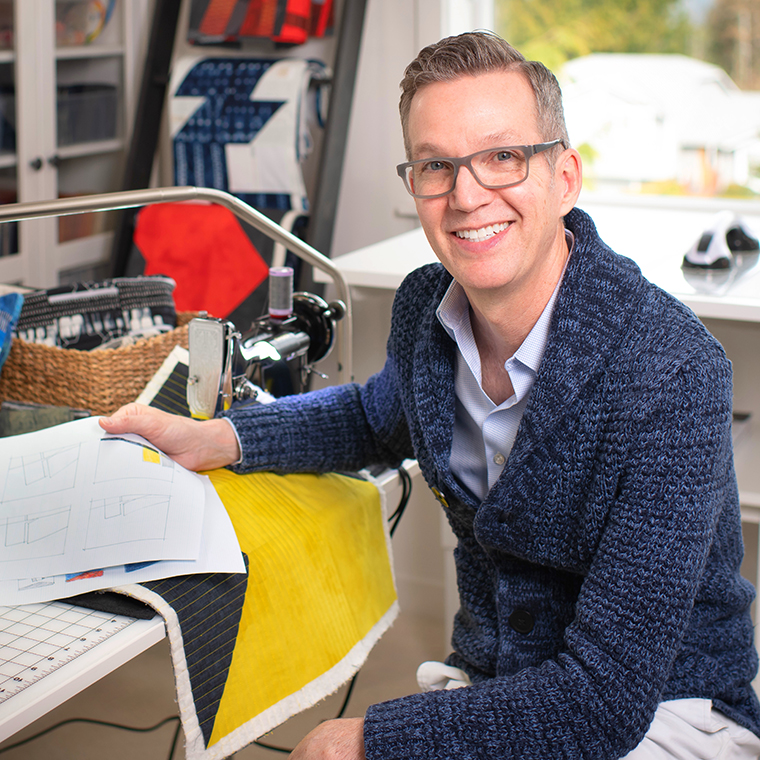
[318,196,760,322]
[316,226,437,289]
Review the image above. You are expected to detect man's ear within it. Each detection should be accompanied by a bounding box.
[556,147,583,215]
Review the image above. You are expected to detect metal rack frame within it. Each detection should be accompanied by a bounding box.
[0,186,354,384]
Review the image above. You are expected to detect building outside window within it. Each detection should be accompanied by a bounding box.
[496,0,760,199]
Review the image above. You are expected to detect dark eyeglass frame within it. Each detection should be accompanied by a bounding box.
[396,139,567,199]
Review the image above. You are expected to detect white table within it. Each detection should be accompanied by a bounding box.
[320,198,760,505]
[0,464,414,745]
[0,603,164,743]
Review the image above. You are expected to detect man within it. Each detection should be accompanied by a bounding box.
[101,32,760,759]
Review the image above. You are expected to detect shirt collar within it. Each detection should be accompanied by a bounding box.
[436,229,575,376]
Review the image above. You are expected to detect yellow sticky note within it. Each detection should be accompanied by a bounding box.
[142,447,161,464]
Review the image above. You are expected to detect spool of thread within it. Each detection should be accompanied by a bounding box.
[268,267,293,320]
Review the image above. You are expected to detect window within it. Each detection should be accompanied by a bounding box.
[496,0,760,198]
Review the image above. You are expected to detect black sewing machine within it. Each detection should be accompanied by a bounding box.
[186,267,346,418]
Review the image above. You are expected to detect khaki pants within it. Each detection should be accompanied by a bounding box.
[416,663,760,759]
[622,699,760,760]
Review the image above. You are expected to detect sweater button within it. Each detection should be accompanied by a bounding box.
[508,609,534,634]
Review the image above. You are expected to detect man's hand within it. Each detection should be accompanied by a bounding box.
[99,403,241,472]
[289,718,366,760]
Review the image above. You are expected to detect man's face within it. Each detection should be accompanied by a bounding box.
[406,70,580,301]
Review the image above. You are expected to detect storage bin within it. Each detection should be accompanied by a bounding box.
[0,188,18,257]
[57,83,118,145]
[0,312,196,416]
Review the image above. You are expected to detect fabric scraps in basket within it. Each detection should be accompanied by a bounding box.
[13,276,177,350]
[118,468,398,760]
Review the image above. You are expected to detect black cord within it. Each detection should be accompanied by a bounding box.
[0,715,181,759]
[167,717,183,760]
[253,738,293,754]
[334,670,359,719]
[388,464,412,536]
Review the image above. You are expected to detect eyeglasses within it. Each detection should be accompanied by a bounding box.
[396,139,566,199]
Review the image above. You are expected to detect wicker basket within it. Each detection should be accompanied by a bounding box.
[0,313,196,416]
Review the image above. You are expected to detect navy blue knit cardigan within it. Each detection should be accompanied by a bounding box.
[224,207,760,759]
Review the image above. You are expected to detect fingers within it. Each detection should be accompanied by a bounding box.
[99,405,177,448]
[100,403,162,432]
[98,404,237,472]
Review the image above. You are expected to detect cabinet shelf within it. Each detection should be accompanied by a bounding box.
[56,138,124,159]
[0,251,24,285]
[56,44,125,61]
[0,0,146,288]
[735,421,760,510]
[56,229,113,277]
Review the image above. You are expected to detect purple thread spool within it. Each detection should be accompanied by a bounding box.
[268,267,293,320]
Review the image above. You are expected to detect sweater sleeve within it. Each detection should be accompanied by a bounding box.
[363,349,742,759]
[219,356,414,474]
[218,266,439,475]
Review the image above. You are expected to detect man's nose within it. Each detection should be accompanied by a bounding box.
[449,163,494,210]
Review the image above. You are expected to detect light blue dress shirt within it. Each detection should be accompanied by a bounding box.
[436,233,573,502]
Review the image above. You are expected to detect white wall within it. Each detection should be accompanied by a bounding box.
[331,0,494,258]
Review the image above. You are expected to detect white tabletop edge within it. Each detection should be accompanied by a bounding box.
[0,615,166,743]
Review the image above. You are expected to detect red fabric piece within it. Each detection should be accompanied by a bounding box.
[239,0,278,37]
[134,203,269,318]
[198,0,239,36]
[273,0,311,44]
[309,0,333,37]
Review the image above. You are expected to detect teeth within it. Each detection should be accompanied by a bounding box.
[455,222,509,242]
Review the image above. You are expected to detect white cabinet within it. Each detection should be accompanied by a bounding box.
[580,195,760,511]
[0,0,151,289]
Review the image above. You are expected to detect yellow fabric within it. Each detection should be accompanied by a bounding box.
[205,469,397,745]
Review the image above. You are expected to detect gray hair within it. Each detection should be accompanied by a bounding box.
[399,31,570,159]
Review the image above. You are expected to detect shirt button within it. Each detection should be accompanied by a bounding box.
[508,609,534,634]
[493,453,505,466]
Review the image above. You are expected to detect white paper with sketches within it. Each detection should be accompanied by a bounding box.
[0,417,205,581]
[0,474,244,606]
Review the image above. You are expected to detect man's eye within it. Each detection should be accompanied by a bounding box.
[423,160,449,172]
[494,150,518,162]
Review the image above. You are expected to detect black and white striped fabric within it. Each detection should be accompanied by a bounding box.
[14,275,177,351]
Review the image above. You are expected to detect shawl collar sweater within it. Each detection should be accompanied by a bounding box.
[224,207,760,759]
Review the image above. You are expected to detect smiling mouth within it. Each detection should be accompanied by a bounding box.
[454,222,510,242]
